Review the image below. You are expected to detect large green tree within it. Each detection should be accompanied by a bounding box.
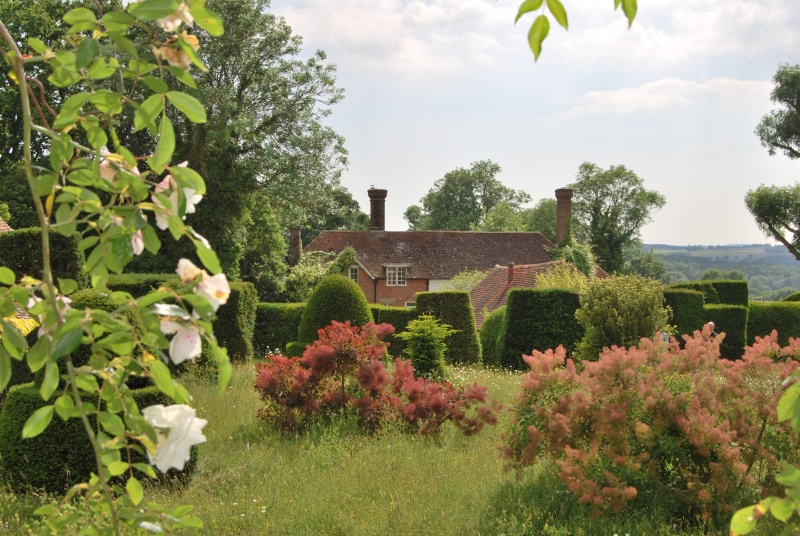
[404,160,530,230]
[745,183,800,262]
[570,162,666,273]
[472,197,557,242]
[755,63,800,160]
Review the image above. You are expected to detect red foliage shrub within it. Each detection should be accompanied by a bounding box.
[254,321,498,435]
[502,327,800,521]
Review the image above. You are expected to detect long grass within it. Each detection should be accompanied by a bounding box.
[0,363,788,535]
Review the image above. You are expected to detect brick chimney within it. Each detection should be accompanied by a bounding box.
[555,187,573,245]
[507,262,515,284]
[288,226,302,266]
[368,188,388,231]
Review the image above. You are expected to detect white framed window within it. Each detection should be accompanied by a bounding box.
[386,266,407,286]
[404,301,416,308]
[348,266,359,283]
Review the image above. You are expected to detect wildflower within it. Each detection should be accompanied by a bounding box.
[176,258,202,284]
[142,404,207,472]
[131,230,144,256]
[152,163,202,230]
[169,325,202,365]
[196,272,230,311]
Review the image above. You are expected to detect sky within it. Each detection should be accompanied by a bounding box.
[267,0,800,246]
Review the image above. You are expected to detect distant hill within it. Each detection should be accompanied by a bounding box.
[644,244,797,266]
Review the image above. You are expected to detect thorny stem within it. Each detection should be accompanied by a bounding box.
[0,20,121,536]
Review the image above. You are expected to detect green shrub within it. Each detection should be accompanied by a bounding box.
[370,304,418,357]
[395,314,454,379]
[415,291,481,365]
[0,228,86,289]
[502,288,582,369]
[667,281,720,304]
[576,275,671,362]
[748,302,800,347]
[709,280,749,307]
[704,304,748,359]
[296,275,373,345]
[479,306,506,368]
[285,341,307,358]
[663,288,705,339]
[211,282,257,362]
[783,292,800,302]
[106,273,181,297]
[254,303,305,356]
[0,385,197,493]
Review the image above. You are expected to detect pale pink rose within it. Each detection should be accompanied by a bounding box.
[168,325,202,364]
[176,258,202,284]
[196,272,230,312]
[159,317,182,335]
[99,159,140,185]
[142,404,207,473]
[157,3,193,32]
[131,230,144,256]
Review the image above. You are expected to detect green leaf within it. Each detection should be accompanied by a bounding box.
[48,66,82,88]
[101,11,135,33]
[51,328,83,360]
[33,504,57,517]
[22,405,54,438]
[778,383,800,422]
[107,32,138,57]
[99,411,126,436]
[75,38,100,69]
[75,373,100,393]
[515,0,544,24]
[141,225,161,254]
[89,89,123,115]
[149,116,175,173]
[134,94,163,133]
[40,361,59,401]
[165,65,197,88]
[58,278,78,295]
[128,0,180,21]
[28,38,47,54]
[528,14,550,61]
[0,319,28,358]
[87,126,108,151]
[137,291,172,309]
[127,476,144,505]
[729,505,757,535]
[166,91,206,123]
[189,4,224,36]
[776,464,800,487]
[108,461,129,477]
[54,394,77,421]
[168,164,205,195]
[546,0,568,30]
[770,497,796,522]
[150,360,175,398]
[0,267,14,285]
[141,76,169,94]
[0,348,10,392]
[64,7,97,25]
[87,57,119,80]
[27,336,51,373]
[195,240,222,275]
[67,21,97,35]
[621,0,637,28]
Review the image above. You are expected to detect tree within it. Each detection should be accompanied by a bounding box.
[522,198,557,242]
[301,185,368,246]
[755,63,800,160]
[622,246,671,284]
[404,160,530,230]
[570,162,666,274]
[745,183,800,262]
[471,197,557,242]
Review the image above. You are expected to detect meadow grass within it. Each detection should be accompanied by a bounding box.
[0,362,788,535]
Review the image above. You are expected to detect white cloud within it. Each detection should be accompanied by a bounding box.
[564,77,772,116]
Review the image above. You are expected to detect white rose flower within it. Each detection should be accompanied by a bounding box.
[142,404,207,473]
[196,272,230,312]
[176,258,202,284]
[131,230,145,256]
[157,3,194,32]
[168,325,202,365]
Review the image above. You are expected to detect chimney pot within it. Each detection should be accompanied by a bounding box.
[367,188,388,231]
[555,187,573,246]
[507,262,515,284]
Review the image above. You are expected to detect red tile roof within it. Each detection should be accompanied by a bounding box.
[0,218,12,234]
[470,262,561,329]
[304,231,556,280]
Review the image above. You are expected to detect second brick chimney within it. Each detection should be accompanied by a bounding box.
[368,188,388,231]
[555,187,573,245]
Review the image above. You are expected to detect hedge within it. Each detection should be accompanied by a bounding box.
[370,304,419,357]
[501,288,582,369]
[783,292,800,302]
[212,281,257,362]
[667,280,748,307]
[748,302,800,347]
[0,385,197,493]
[106,273,181,297]
[704,304,748,360]
[479,306,506,368]
[254,303,305,356]
[663,288,705,339]
[0,228,87,289]
[296,275,373,345]
[415,291,481,365]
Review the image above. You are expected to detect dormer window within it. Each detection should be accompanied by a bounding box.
[385,264,409,286]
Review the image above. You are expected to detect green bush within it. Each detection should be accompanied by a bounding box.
[663,288,705,339]
[107,273,181,297]
[704,304,748,359]
[0,385,197,493]
[395,314,454,379]
[370,304,418,357]
[748,302,800,347]
[502,288,582,369]
[783,292,800,302]
[479,306,506,368]
[666,280,748,307]
[296,275,373,345]
[0,228,86,289]
[667,281,720,304]
[576,275,671,362]
[254,303,305,356]
[212,282,257,362]
[415,291,481,365]
[285,341,307,358]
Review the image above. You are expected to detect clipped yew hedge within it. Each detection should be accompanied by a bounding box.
[501,288,582,369]
[370,304,418,357]
[415,291,481,365]
[254,303,305,356]
[213,282,257,362]
[704,304,748,359]
[479,306,506,368]
[0,228,86,289]
[667,280,748,307]
[748,302,800,347]
[106,273,181,297]
[663,288,705,339]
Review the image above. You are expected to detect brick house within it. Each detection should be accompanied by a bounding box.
[303,188,576,308]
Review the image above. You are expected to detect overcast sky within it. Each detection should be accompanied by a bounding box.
[268,0,799,246]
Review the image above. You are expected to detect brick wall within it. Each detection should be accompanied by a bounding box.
[349,266,428,306]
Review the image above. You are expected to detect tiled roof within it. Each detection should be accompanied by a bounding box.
[470,262,561,329]
[0,218,13,234]
[304,230,556,280]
